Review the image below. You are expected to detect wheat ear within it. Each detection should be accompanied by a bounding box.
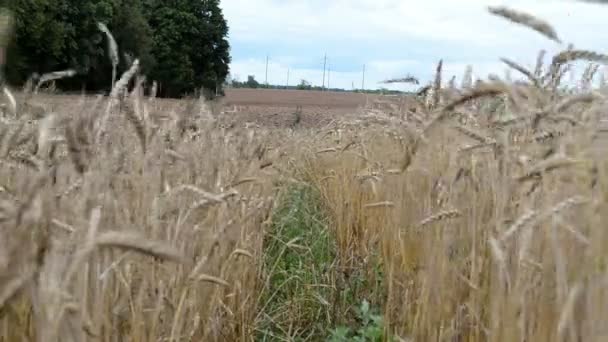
[488,6,561,43]
[534,49,546,78]
[417,209,461,228]
[553,49,608,65]
[95,231,184,263]
[432,59,443,108]
[97,22,119,89]
[500,58,540,87]
[34,70,77,94]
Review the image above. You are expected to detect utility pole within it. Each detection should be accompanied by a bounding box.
[286,68,290,88]
[265,55,269,86]
[362,64,366,91]
[327,64,331,90]
[322,53,327,90]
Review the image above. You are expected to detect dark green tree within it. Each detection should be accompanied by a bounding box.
[297,79,312,90]
[111,0,155,74]
[60,0,113,84]
[196,0,231,95]
[3,0,72,84]
[3,0,154,91]
[144,0,231,98]
[4,0,115,88]
[91,0,155,91]
[246,75,259,88]
[3,0,230,96]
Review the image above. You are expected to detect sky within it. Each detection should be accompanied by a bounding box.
[221,0,607,91]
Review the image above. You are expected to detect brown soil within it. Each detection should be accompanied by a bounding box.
[218,89,382,129]
[12,89,389,129]
[223,88,378,108]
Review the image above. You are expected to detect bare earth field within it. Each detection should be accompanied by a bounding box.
[20,88,388,129]
[223,88,377,108]
[220,89,382,128]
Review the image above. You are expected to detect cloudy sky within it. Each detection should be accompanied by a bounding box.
[221,0,606,90]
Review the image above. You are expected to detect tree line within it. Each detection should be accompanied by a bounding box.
[228,74,409,95]
[1,0,231,98]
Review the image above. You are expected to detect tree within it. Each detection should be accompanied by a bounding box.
[0,8,10,69]
[297,79,312,90]
[3,0,73,84]
[195,0,230,94]
[57,0,114,89]
[3,0,231,96]
[92,0,155,91]
[144,0,231,98]
[246,75,259,88]
[3,0,153,91]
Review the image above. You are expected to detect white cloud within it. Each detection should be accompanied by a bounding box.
[222,0,608,90]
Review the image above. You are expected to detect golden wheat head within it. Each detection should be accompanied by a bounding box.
[488,6,561,43]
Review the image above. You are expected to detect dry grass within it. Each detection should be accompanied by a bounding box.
[1,4,608,342]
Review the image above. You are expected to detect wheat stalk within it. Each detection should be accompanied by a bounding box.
[557,52,608,88]
[452,125,495,144]
[500,58,540,87]
[534,49,546,78]
[420,82,506,139]
[97,22,119,89]
[64,125,87,174]
[516,155,586,182]
[417,209,461,228]
[230,249,254,259]
[34,70,77,94]
[489,237,511,290]
[124,103,146,153]
[447,76,457,90]
[111,59,140,98]
[488,6,561,43]
[381,75,419,85]
[2,86,15,116]
[95,231,185,263]
[501,210,537,241]
[149,81,158,100]
[461,65,473,89]
[432,59,443,108]
[443,82,507,112]
[0,266,36,308]
[363,201,395,208]
[557,283,583,339]
[97,59,140,144]
[171,185,238,203]
[532,93,601,128]
[195,274,230,287]
[554,93,601,113]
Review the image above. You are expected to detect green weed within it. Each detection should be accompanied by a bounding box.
[257,183,335,341]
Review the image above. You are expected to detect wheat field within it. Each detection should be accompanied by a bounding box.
[2,5,608,342]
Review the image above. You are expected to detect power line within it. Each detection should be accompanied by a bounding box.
[250,56,375,91]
